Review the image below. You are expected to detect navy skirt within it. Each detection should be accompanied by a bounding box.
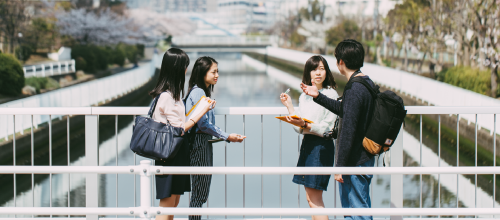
[292,134,335,191]
[155,140,191,199]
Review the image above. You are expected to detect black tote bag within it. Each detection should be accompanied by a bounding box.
[129,92,185,160]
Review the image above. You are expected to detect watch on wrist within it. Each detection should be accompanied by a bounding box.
[301,121,308,129]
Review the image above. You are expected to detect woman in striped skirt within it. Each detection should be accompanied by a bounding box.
[185,56,246,220]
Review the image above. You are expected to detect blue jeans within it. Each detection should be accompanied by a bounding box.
[339,157,375,220]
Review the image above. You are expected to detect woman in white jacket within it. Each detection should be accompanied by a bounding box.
[280,55,338,220]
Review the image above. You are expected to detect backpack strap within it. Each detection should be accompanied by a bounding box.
[350,77,380,99]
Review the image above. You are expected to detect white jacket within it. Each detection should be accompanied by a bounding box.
[293,87,339,137]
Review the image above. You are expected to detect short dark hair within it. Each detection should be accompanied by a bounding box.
[188,56,218,97]
[334,39,365,70]
[149,48,190,101]
[302,55,337,89]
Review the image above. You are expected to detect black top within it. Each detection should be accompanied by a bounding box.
[313,75,375,167]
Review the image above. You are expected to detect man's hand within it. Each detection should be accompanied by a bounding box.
[300,82,319,98]
[227,133,246,143]
[334,174,344,183]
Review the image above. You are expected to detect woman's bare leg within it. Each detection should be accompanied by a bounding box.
[156,195,181,220]
[305,187,328,220]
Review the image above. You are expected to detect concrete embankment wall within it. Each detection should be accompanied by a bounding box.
[0,55,159,141]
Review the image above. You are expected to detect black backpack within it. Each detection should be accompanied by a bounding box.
[344,74,407,155]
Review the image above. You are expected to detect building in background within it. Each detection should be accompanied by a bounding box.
[216,0,280,34]
[118,0,401,37]
[122,0,217,13]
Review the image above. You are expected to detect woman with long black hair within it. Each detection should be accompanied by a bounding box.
[185,56,245,220]
[280,55,338,220]
[151,48,215,220]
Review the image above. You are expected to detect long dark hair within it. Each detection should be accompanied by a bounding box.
[149,48,190,101]
[188,56,218,98]
[302,55,337,89]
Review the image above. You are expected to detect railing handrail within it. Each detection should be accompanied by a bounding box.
[1,207,500,216]
[1,106,500,115]
[23,59,75,69]
[2,161,500,217]
[1,165,500,175]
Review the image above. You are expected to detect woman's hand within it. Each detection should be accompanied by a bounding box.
[202,98,216,114]
[300,82,319,98]
[227,133,246,143]
[334,174,344,183]
[280,93,293,108]
[285,115,306,128]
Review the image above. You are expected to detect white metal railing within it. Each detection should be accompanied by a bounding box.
[23,60,76,78]
[1,162,500,217]
[172,36,274,47]
[0,106,499,219]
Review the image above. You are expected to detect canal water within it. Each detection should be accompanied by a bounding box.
[1,52,498,219]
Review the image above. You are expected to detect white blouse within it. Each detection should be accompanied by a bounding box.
[294,87,339,137]
[152,92,185,128]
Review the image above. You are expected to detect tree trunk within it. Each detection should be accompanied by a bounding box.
[9,34,15,54]
[366,45,371,62]
[417,51,428,75]
[376,46,384,66]
[492,64,499,98]
[455,42,462,66]
[471,43,477,68]
[478,39,486,70]
[389,43,394,67]
[464,46,470,66]
[404,43,409,71]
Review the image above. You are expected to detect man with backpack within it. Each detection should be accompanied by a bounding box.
[300,39,378,220]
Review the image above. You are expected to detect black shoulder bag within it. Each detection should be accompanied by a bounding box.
[129,92,185,160]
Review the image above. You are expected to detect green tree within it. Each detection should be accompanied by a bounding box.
[299,0,324,22]
[0,53,24,96]
[325,19,362,47]
[24,18,57,53]
[15,44,33,62]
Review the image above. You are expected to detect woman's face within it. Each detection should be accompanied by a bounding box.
[310,61,326,86]
[204,63,219,86]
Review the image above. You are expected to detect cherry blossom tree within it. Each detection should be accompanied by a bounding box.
[55,8,196,46]
[55,8,151,45]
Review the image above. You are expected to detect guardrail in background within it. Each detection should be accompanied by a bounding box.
[0,106,498,219]
[23,60,76,78]
[172,36,275,47]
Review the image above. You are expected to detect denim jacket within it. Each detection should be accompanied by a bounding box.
[185,85,229,140]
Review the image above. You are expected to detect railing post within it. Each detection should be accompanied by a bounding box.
[390,126,404,220]
[32,66,36,77]
[50,63,54,75]
[23,67,27,76]
[140,160,152,220]
[58,63,62,74]
[85,115,99,220]
[72,59,76,72]
[42,64,45,77]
